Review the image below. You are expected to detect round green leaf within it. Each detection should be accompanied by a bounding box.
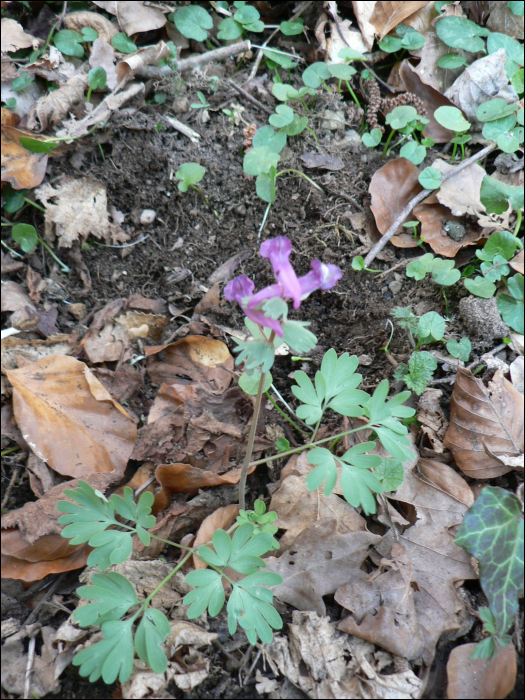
[446,337,471,361]
[497,128,524,153]
[217,17,243,40]
[262,48,298,69]
[437,53,467,69]
[11,73,33,92]
[480,175,524,214]
[362,128,382,148]
[88,66,107,90]
[401,30,425,50]
[12,223,38,253]
[238,370,273,396]
[18,136,55,153]
[243,146,280,176]
[4,97,16,109]
[111,33,137,54]
[338,47,367,62]
[512,69,524,95]
[352,256,365,271]
[508,1,524,15]
[399,141,426,165]
[464,276,497,298]
[483,231,519,261]
[476,98,519,123]
[418,167,442,189]
[54,29,85,57]
[252,125,286,153]
[487,33,524,78]
[435,16,490,52]
[280,19,304,36]
[328,64,357,80]
[175,162,205,192]
[417,311,446,341]
[378,36,403,53]
[280,114,308,136]
[269,104,294,128]
[2,186,28,213]
[302,62,331,88]
[234,4,260,25]
[385,105,417,130]
[174,5,213,41]
[81,27,99,42]
[507,273,524,301]
[272,83,298,101]
[434,105,470,132]
[482,114,517,141]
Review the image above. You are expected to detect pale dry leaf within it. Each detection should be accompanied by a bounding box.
[445,50,519,128]
[443,367,524,478]
[1,125,48,189]
[370,1,430,40]
[417,458,474,507]
[336,542,425,660]
[352,1,379,51]
[120,668,170,700]
[430,158,486,217]
[266,518,381,616]
[1,334,77,371]
[399,2,438,34]
[324,3,368,61]
[413,201,488,257]
[6,354,137,478]
[116,41,171,86]
[27,73,89,133]
[270,453,366,549]
[115,310,168,343]
[64,11,119,43]
[93,0,167,36]
[417,388,449,453]
[2,76,44,119]
[35,177,128,247]
[369,157,423,235]
[192,504,239,569]
[1,18,41,53]
[411,32,470,93]
[167,620,218,653]
[510,356,524,395]
[510,249,524,275]
[89,38,118,90]
[169,651,210,691]
[486,0,524,39]
[446,641,517,699]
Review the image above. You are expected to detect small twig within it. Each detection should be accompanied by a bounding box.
[228,79,273,116]
[245,1,313,82]
[244,647,262,685]
[429,343,508,385]
[24,635,37,699]
[138,40,252,79]
[363,144,497,268]
[1,466,20,509]
[377,256,421,279]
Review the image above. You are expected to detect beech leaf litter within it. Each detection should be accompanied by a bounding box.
[1,1,524,699]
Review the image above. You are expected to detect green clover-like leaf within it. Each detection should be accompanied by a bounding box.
[446,337,471,362]
[174,5,213,41]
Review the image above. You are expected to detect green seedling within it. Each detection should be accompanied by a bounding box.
[418,167,442,190]
[54,28,98,58]
[236,499,280,550]
[218,1,264,40]
[3,97,17,109]
[477,99,522,155]
[111,32,136,54]
[382,105,430,163]
[275,436,291,452]
[280,18,305,36]
[351,255,381,273]
[436,15,490,53]
[170,4,213,41]
[455,486,523,659]
[175,163,218,218]
[406,253,461,286]
[10,223,71,272]
[222,107,238,128]
[480,174,524,236]
[497,274,524,334]
[446,337,471,362]
[362,128,382,148]
[434,106,471,160]
[191,91,210,110]
[86,67,107,103]
[379,23,426,53]
[403,220,421,242]
[271,83,314,111]
[11,73,33,92]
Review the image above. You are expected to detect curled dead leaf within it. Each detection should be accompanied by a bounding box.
[116,41,171,86]
[370,1,430,40]
[428,158,486,218]
[27,73,89,133]
[64,11,119,43]
[1,18,41,52]
[444,367,524,479]
[92,0,167,36]
[369,157,423,243]
[6,354,137,478]
[1,125,49,189]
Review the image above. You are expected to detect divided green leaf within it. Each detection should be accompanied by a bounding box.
[394,351,437,395]
[73,619,134,684]
[74,572,138,627]
[135,608,171,674]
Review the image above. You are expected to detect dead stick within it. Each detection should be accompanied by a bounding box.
[138,40,252,78]
[228,79,273,115]
[363,144,497,268]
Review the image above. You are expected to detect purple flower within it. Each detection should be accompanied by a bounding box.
[224,237,341,337]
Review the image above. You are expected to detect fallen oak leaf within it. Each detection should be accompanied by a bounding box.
[443,367,524,478]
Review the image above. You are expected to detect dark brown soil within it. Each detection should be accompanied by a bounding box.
[2,70,523,700]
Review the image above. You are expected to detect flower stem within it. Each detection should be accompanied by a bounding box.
[265,390,309,435]
[133,550,193,618]
[309,418,322,443]
[382,129,396,160]
[276,169,322,191]
[513,208,522,237]
[239,368,267,511]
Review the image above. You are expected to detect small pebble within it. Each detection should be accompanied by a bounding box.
[140,209,156,225]
[389,280,403,295]
[68,303,87,320]
[358,354,373,366]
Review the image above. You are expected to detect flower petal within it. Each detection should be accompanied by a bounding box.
[246,284,284,309]
[224,275,255,304]
[260,237,301,309]
[245,307,284,337]
[299,261,342,299]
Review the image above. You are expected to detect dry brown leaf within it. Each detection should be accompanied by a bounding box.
[417,458,474,507]
[443,367,524,479]
[116,41,171,86]
[429,158,486,217]
[6,354,137,478]
[368,461,476,664]
[194,283,221,315]
[1,107,19,127]
[413,202,488,257]
[445,50,519,128]
[265,611,423,700]
[417,388,449,453]
[1,18,41,53]
[370,1,430,39]
[486,0,524,39]
[510,249,524,275]
[192,504,239,569]
[1,280,59,336]
[446,641,517,699]
[270,453,367,549]
[352,1,380,51]
[91,364,145,405]
[265,519,381,616]
[92,0,167,36]
[36,176,128,247]
[26,73,89,132]
[206,250,252,286]
[336,542,425,659]
[411,32,470,93]
[369,157,423,239]
[1,125,49,189]
[64,11,119,43]
[1,334,77,371]
[146,336,234,394]
[1,403,29,452]
[300,152,344,170]
[1,473,117,581]
[324,2,368,62]
[387,60,459,143]
[128,294,167,315]
[89,38,118,90]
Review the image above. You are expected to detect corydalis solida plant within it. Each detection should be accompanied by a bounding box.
[224,236,342,508]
